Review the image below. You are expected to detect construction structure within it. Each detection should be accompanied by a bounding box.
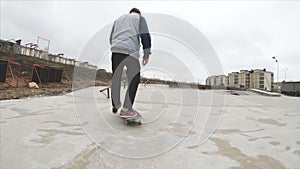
[31,64,64,84]
[0,39,97,70]
[0,59,20,88]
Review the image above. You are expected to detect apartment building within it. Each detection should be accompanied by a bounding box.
[207,69,274,91]
[250,69,273,91]
[227,72,239,88]
[206,75,227,87]
[206,76,216,86]
[216,75,226,86]
[238,70,251,89]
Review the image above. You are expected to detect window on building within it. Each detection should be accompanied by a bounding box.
[260,73,264,77]
[260,84,264,89]
[260,76,264,81]
[234,75,238,84]
[271,74,274,81]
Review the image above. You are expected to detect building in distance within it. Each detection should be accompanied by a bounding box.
[206,69,274,91]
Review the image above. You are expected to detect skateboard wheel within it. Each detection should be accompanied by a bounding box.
[125,120,129,125]
[138,121,142,125]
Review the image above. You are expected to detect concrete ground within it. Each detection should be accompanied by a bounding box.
[1,84,299,169]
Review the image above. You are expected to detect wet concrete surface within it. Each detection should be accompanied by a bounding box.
[1,85,299,169]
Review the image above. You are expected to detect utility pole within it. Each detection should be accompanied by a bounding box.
[272,56,279,82]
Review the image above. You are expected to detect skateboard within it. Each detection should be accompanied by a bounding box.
[120,112,143,125]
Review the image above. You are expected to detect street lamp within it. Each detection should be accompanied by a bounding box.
[272,56,279,82]
[282,68,288,81]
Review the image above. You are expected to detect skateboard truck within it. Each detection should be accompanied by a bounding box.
[120,112,143,125]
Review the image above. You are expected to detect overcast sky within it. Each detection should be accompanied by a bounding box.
[1,1,300,83]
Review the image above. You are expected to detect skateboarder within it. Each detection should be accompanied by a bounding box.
[109,8,151,117]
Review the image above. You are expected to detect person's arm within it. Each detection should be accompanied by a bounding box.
[139,16,151,65]
[109,24,115,45]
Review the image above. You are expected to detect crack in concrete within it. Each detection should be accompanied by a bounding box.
[269,141,280,146]
[42,121,88,127]
[248,136,273,141]
[214,128,264,135]
[246,117,286,127]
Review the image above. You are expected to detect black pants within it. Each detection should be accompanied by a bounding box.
[111,53,140,110]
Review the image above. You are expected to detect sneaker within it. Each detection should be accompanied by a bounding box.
[112,102,121,113]
[119,108,137,117]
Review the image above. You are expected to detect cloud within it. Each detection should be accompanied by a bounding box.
[1,1,300,81]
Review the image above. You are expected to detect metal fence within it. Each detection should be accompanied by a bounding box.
[281,82,300,96]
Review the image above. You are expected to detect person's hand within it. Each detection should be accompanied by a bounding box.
[142,58,149,66]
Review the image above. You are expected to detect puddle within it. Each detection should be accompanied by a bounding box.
[293,150,300,157]
[202,138,286,169]
[186,145,199,149]
[55,144,99,169]
[31,129,85,145]
[0,120,7,124]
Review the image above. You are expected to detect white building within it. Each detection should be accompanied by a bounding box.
[206,75,227,87]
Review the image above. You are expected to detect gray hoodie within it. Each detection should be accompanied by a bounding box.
[110,13,151,59]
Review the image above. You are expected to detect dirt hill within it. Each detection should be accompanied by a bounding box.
[0,51,112,100]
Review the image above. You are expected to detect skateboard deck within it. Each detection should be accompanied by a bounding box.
[120,112,143,125]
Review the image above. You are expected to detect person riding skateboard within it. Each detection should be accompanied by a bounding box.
[109,8,151,117]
